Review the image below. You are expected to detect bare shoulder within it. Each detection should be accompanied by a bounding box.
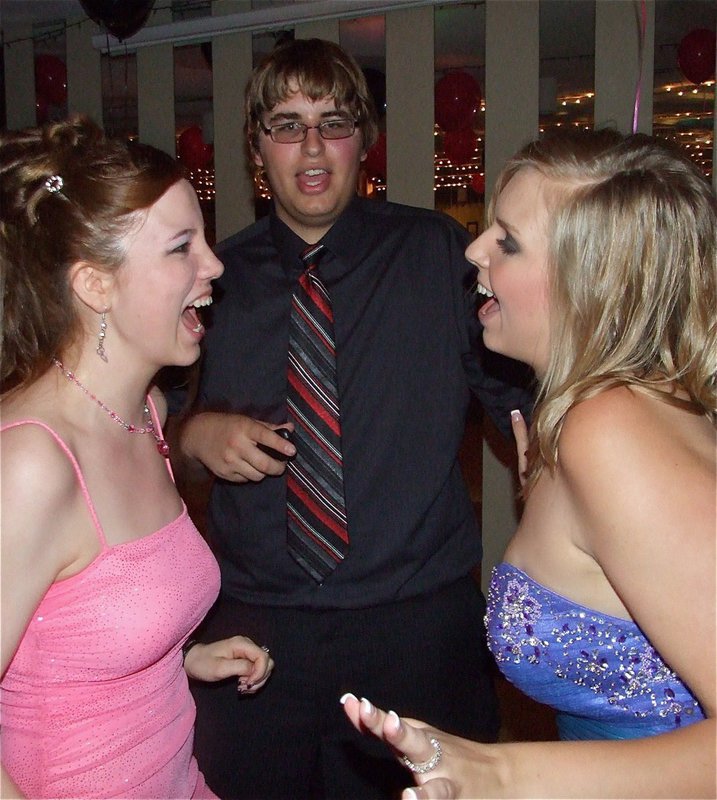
[1,422,81,542]
[559,386,643,458]
[558,385,712,480]
[1,421,93,675]
[556,385,714,545]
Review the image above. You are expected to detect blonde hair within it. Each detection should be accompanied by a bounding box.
[244,38,378,172]
[489,130,717,492]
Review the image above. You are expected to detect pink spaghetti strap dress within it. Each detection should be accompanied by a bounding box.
[1,420,221,798]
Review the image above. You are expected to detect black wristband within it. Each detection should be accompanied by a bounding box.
[182,638,200,663]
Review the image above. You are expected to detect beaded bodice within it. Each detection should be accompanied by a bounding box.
[485,563,704,739]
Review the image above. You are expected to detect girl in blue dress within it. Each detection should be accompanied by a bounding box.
[342,129,715,798]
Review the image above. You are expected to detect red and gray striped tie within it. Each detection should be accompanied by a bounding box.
[286,243,349,582]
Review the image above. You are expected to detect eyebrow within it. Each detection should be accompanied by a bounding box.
[166,228,196,243]
[495,216,519,236]
[267,109,348,124]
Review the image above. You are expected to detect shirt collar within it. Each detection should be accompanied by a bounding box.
[270,197,367,280]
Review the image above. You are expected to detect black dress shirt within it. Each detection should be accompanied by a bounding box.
[198,196,533,609]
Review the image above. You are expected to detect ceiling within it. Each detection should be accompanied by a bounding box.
[1,0,714,146]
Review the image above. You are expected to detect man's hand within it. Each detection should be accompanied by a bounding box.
[180,412,295,483]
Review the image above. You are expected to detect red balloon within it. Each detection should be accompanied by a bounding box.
[678,28,716,85]
[443,128,477,164]
[364,132,387,179]
[35,54,67,106]
[177,126,212,172]
[470,173,485,196]
[435,71,481,133]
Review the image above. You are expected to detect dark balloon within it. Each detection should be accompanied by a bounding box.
[677,28,716,85]
[363,68,386,118]
[434,71,481,133]
[79,0,156,41]
[177,126,213,172]
[35,54,67,106]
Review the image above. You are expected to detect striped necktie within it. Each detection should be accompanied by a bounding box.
[286,243,349,582]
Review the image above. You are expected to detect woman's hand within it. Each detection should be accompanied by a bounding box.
[184,636,274,693]
[341,694,498,799]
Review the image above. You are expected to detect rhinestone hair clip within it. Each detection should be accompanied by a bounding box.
[44,175,64,193]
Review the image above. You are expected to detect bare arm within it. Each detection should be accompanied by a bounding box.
[342,697,714,799]
[178,412,295,483]
[1,427,92,798]
[558,389,715,718]
[341,390,716,798]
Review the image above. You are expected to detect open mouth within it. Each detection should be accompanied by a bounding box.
[182,295,213,334]
[475,281,500,319]
[300,168,329,188]
[475,280,494,308]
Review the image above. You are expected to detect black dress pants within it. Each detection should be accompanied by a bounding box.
[191,577,499,800]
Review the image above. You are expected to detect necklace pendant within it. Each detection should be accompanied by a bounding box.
[157,439,171,458]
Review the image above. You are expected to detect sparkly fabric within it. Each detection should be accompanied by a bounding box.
[485,563,704,740]
[0,420,220,798]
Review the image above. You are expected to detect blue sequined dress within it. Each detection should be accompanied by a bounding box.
[485,563,704,740]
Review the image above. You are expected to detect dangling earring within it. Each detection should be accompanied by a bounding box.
[96,310,108,362]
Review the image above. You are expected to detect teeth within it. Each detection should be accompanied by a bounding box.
[192,322,204,333]
[476,283,494,298]
[305,169,326,176]
[191,296,213,308]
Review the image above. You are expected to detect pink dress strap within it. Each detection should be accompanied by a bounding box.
[145,392,175,481]
[0,419,108,549]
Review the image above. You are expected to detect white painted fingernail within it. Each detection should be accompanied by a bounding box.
[510,409,522,420]
[339,692,357,705]
[387,709,402,732]
[360,697,374,714]
[403,789,419,800]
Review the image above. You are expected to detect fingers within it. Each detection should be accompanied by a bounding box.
[184,413,296,482]
[340,696,456,798]
[255,424,296,469]
[403,778,458,799]
[340,692,363,729]
[196,636,274,690]
[340,694,395,739]
[227,636,274,691]
[340,696,435,765]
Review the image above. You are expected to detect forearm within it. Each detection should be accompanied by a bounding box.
[177,412,213,465]
[492,720,715,799]
[165,414,212,492]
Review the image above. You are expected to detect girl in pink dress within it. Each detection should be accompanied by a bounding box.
[1,116,274,798]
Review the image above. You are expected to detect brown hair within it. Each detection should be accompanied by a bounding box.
[488,129,717,492]
[245,37,379,171]
[0,115,183,394]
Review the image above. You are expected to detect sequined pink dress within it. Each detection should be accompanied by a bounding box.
[0,420,221,799]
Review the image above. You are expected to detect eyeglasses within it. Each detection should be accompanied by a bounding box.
[260,118,357,144]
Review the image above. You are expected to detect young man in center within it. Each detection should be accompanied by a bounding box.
[179,38,532,799]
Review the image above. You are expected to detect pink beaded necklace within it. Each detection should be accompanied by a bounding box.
[53,358,170,457]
